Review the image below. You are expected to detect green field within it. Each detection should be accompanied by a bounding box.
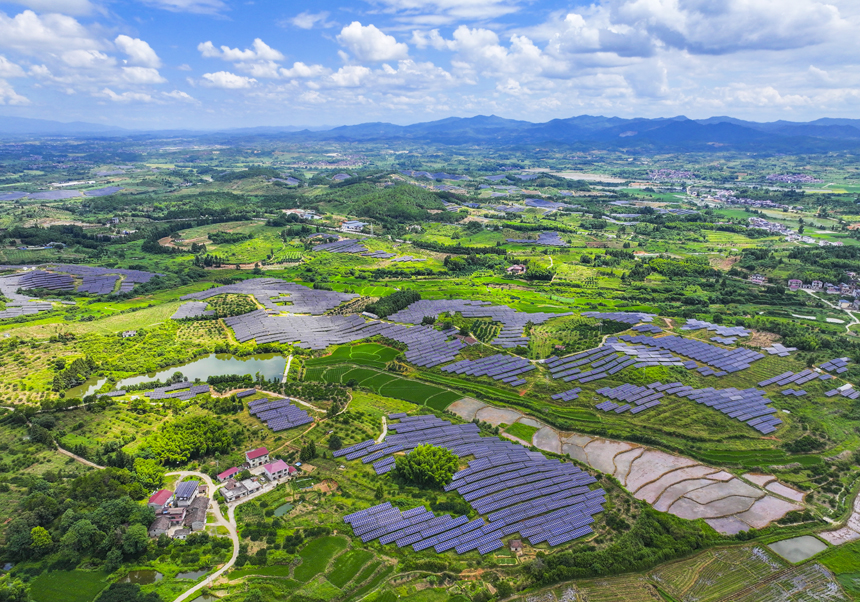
[328,549,375,588]
[504,422,539,442]
[30,570,108,602]
[294,536,349,582]
[305,363,461,408]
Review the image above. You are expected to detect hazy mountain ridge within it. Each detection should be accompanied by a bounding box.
[1,114,859,151]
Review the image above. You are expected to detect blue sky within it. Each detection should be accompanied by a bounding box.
[0,0,857,129]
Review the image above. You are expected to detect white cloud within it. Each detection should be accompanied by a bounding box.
[201,71,256,89]
[121,66,166,84]
[610,0,847,55]
[337,22,409,62]
[288,11,335,29]
[61,49,115,69]
[330,65,371,87]
[163,89,199,103]
[5,0,96,16]
[280,62,331,79]
[140,0,226,15]
[0,56,25,78]
[115,35,162,68]
[0,10,102,53]
[101,87,155,102]
[364,0,522,24]
[0,79,29,104]
[198,38,284,62]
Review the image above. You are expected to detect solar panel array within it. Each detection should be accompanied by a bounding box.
[820,357,850,374]
[0,273,54,319]
[757,369,826,388]
[506,231,569,247]
[49,264,160,289]
[248,397,313,431]
[763,343,797,357]
[339,415,605,553]
[711,336,738,345]
[632,324,662,334]
[544,340,688,384]
[18,270,75,291]
[314,239,368,254]
[681,319,751,338]
[172,301,215,320]
[551,387,581,402]
[236,389,256,398]
[781,389,807,396]
[440,354,534,387]
[617,334,764,373]
[581,311,655,324]
[361,251,396,259]
[145,382,211,401]
[182,277,358,315]
[391,256,427,262]
[825,385,859,399]
[76,274,119,295]
[524,199,572,210]
[490,205,526,213]
[386,299,570,349]
[223,310,465,366]
[594,381,783,433]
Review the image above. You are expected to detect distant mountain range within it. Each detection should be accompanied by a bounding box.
[2,114,860,151]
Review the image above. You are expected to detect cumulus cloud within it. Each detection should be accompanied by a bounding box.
[0,55,26,78]
[280,62,331,79]
[198,38,284,62]
[163,89,199,102]
[0,79,28,104]
[288,11,335,29]
[337,22,409,62]
[101,87,154,102]
[0,10,102,53]
[609,0,847,55]
[115,35,161,68]
[201,71,256,88]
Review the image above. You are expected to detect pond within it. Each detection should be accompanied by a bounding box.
[192,596,219,602]
[67,377,107,399]
[274,503,294,517]
[176,569,209,580]
[121,570,163,585]
[116,353,287,388]
[768,535,828,563]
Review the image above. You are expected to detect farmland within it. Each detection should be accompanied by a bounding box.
[0,136,859,602]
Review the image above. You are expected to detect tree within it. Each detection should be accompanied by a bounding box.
[30,526,53,556]
[328,434,343,451]
[95,583,162,602]
[104,547,123,573]
[394,444,458,489]
[133,458,165,490]
[0,578,29,602]
[61,519,104,553]
[122,524,150,557]
[375,484,384,500]
[496,581,514,599]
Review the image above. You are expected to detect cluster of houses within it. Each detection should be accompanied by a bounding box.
[147,480,209,540]
[341,220,368,232]
[146,447,299,539]
[216,447,297,503]
[787,278,860,308]
[748,217,844,247]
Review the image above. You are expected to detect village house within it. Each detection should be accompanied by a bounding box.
[812,280,824,290]
[147,489,173,510]
[184,497,209,531]
[341,220,368,232]
[217,467,241,482]
[220,477,262,503]
[749,274,766,285]
[263,459,295,481]
[506,264,526,276]
[148,516,169,538]
[165,507,186,526]
[788,279,802,290]
[174,480,199,507]
[173,529,190,540]
[245,447,269,467]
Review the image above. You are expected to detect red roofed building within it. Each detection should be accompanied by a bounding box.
[263,459,293,481]
[245,447,269,467]
[217,467,241,482]
[148,489,173,510]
